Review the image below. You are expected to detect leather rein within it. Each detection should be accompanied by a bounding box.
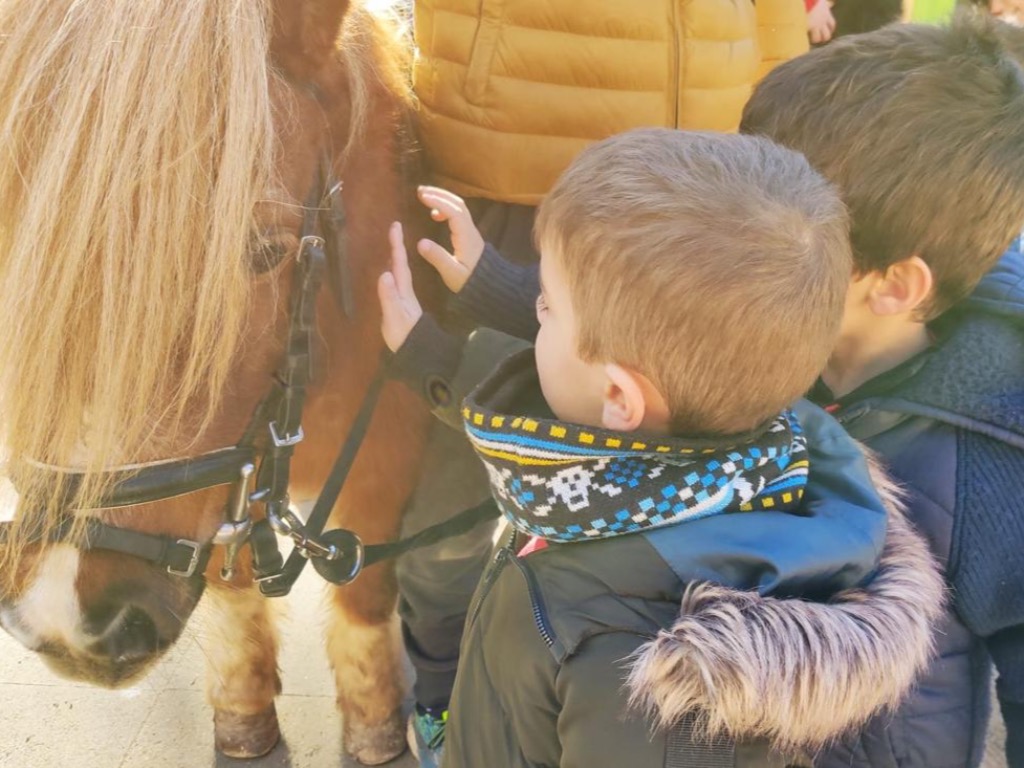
[1,161,497,598]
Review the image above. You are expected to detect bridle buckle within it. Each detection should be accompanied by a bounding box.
[298,234,325,260]
[269,421,304,448]
[167,539,203,578]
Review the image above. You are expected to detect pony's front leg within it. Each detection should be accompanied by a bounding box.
[202,583,282,758]
[327,563,406,765]
[325,384,429,765]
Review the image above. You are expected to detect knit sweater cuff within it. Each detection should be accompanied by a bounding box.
[388,314,464,410]
[452,243,540,341]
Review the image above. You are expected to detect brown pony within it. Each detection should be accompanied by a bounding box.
[0,0,434,763]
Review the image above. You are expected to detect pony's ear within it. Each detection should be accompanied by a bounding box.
[270,0,351,82]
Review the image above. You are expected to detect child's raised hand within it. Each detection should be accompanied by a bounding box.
[416,186,485,294]
[807,0,836,45]
[378,221,423,353]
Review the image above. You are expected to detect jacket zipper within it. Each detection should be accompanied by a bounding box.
[510,553,557,648]
[466,528,516,629]
[833,402,870,426]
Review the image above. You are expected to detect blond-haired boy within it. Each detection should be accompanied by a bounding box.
[378,129,942,767]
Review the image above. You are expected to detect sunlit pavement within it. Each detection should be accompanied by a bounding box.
[0,570,419,768]
[0,508,1008,768]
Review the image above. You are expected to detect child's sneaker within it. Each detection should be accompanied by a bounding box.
[407,704,447,768]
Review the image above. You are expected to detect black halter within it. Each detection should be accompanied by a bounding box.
[2,160,499,597]
[2,162,355,587]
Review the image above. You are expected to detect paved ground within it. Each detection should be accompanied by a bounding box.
[0,571,418,768]
[0,557,1008,768]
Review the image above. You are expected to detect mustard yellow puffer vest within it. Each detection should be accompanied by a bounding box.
[414,0,808,204]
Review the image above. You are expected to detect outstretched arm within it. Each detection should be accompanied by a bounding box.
[415,186,541,340]
[378,220,464,412]
[378,220,530,428]
[452,244,541,341]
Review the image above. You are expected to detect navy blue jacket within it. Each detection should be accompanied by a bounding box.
[810,251,1024,768]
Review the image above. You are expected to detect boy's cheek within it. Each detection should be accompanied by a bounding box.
[534,335,605,427]
[534,332,573,417]
[533,333,562,406]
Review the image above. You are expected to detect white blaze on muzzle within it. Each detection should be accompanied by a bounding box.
[1,544,83,649]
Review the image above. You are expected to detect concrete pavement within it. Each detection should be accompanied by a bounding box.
[0,571,418,768]
[0,560,1009,768]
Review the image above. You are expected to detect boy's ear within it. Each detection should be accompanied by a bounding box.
[601,364,647,432]
[867,256,934,317]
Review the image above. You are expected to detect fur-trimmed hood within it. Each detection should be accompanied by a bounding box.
[440,394,944,768]
[627,464,945,753]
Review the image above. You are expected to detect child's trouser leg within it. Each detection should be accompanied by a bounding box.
[398,198,537,721]
[396,419,495,711]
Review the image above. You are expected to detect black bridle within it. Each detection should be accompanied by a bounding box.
[1,161,497,598]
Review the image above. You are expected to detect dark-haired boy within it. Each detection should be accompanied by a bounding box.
[738,13,1024,768]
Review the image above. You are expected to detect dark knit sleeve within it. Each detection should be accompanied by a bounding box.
[388,314,464,409]
[451,243,540,341]
[388,318,532,430]
[949,432,1024,766]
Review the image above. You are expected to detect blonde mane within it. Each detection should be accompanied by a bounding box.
[0,0,276,579]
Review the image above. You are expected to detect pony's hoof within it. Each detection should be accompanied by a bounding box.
[214,703,280,758]
[344,712,406,765]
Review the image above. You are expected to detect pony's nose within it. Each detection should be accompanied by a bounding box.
[91,605,159,663]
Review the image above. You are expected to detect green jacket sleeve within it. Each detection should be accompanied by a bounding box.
[389,317,531,430]
[555,631,667,768]
[556,631,786,767]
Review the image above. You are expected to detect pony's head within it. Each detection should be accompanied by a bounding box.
[0,0,407,686]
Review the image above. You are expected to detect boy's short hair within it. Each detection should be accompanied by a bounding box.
[741,11,1024,319]
[535,129,850,436]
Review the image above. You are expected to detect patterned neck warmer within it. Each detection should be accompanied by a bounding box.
[463,352,809,543]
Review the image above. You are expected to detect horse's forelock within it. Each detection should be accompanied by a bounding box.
[0,0,277,582]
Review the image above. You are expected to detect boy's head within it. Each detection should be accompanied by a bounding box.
[532,129,850,437]
[741,12,1024,327]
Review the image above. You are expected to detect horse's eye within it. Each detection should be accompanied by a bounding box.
[248,234,290,273]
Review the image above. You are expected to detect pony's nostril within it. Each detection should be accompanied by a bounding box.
[93,606,159,663]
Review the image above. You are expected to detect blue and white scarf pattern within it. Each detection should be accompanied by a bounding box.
[463,358,809,543]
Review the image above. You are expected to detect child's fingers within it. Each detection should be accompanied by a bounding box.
[417,237,459,271]
[418,188,475,227]
[418,185,467,210]
[388,221,415,298]
[388,220,406,266]
[418,192,465,224]
[378,270,398,308]
[418,238,470,292]
[377,271,402,326]
[377,271,408,353]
